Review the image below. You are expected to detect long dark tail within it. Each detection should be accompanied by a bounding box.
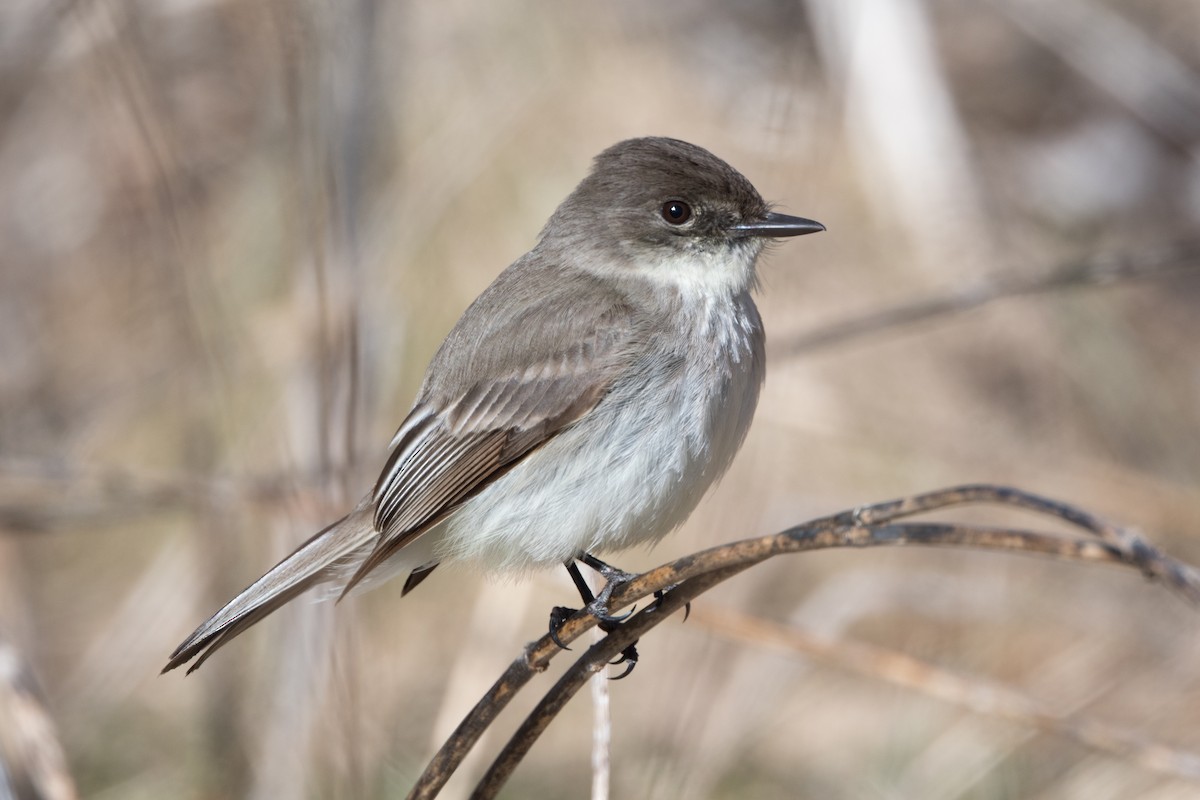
[163,507,377,674]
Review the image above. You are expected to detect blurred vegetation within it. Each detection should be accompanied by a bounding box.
[1,1,1198,798]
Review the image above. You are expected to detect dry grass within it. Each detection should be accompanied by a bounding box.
[1,1,1199,798]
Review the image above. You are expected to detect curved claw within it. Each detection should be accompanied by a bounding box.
[608,643,639,680]
[592,603,636,628]
[650,587,691,622]
[548,606,575,650]
[609,660,636,680]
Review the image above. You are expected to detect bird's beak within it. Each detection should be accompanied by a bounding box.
[733,212,825,238]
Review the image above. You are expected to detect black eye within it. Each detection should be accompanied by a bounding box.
[661,200,692,225]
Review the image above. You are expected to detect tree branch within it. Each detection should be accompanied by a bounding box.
[406,485,1200,798]
[774,239,1200,358]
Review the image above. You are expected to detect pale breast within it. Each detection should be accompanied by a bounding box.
[437,290,765,572]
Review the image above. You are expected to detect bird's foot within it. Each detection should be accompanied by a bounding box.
[548,554,644,677]
[546,600,637,650]
[607,642,638,680]
[649,584,691,622]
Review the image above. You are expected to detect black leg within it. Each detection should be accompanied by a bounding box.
[560,556,637,623]
[578,553,637,588]
[566,560,595,605]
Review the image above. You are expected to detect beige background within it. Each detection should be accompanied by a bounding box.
[1,1,1199,798]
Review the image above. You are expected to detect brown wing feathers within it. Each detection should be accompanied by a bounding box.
[166,288,639,673]
[343,317,635,597]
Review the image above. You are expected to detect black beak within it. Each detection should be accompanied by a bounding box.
[733,212,825,238]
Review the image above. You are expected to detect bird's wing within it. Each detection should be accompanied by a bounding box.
[340,294,640,596]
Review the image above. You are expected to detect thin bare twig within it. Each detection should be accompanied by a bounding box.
[407,485,1200,799]
[465,528,1150,798]
[0,456,335,532]
[468,561,740,799]
[775,239,1200,358]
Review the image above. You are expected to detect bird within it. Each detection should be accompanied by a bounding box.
[164,136,824,675]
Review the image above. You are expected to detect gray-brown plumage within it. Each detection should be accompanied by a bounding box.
[164,137,823,674]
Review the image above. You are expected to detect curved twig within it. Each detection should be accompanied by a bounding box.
[406,485,1200,799]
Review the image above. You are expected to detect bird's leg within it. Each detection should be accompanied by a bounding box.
[547,561,594,649]
[577,553,639,618]
[548,561,635,644]
[547,554,641,678]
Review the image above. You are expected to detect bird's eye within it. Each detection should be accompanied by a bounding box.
[661,201,692,225]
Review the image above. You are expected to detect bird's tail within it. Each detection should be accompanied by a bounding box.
[163,505,377,675]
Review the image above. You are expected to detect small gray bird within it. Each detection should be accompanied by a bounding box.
[164,136,823,674]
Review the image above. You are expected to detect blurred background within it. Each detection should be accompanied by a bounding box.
[1,1,1199,798]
